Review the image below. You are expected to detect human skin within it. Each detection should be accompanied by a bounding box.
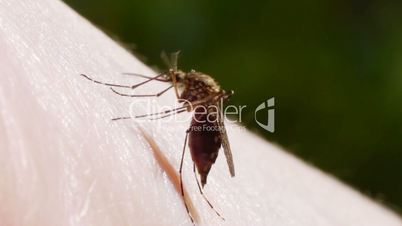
[0,0,401,225]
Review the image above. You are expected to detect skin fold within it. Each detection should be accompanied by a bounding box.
[0,0,401,225]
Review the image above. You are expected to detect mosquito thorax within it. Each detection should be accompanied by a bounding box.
[176,70,221,103]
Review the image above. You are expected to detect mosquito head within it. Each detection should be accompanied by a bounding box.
[167,68,186,83]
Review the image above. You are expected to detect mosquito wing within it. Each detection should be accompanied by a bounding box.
[160,51,181,71]
[217,106,235,177]
[170,51,180,71]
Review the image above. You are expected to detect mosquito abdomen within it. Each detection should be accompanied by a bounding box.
[188,110,221,187]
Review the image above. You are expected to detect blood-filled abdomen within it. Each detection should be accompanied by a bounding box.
[188,109,221,187]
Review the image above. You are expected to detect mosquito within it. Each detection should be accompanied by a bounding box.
[80,52,235,224]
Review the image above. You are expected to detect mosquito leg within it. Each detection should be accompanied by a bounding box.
[80,73,165,89]
[179,129,195,225]
[111,105,187,121]
[111,108,187,121]
[80,73,132,88]
[193,163,225,220]
[112,109,186,121]
[149,109,187,120]
[111,116,132,121]
[110,85,173,97]
[122,72,170,82]
[135,106,187,118]
[111,93,225,122]
[111,94,222,121]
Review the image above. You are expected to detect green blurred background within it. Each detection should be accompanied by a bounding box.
[64,0,402,213]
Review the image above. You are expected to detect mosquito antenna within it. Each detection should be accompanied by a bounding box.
[122,72,170,82]
[110,85,173,97]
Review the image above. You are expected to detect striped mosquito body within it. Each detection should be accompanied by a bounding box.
[80,52,235,225]
[178,70,233,187]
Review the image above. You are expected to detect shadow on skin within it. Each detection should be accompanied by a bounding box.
[139,128,200,224]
